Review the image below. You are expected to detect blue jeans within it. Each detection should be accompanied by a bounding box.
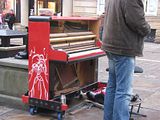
[104,52,135,120]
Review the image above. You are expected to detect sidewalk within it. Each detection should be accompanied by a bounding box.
[0,42,160,120]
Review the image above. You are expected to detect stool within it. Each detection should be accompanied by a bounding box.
[106,66,143,73]
[129,98,147,118]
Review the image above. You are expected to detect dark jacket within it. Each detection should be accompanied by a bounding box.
[102,0,151,57]
[5,13,16,24]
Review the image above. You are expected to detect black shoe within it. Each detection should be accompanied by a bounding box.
[15,50,28,59]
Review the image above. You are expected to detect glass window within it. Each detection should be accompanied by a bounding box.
[0,0,14,13]
[37,0,58,15]
[143,0,159,16]
[97,0,105,15]
[0,1,5,13]
[38,1,44,9]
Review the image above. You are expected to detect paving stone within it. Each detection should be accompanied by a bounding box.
[132,107,160,120]
[142,90,160,110]
[0,108,51,120]
[0,106,13,116]
[65,107,103,120]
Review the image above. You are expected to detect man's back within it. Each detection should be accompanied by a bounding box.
[102,0,150,57]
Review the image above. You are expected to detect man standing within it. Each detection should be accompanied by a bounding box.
[102,0,150,120]
[5,9,16,30]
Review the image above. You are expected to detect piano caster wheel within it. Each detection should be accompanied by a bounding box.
[29,106,37,115]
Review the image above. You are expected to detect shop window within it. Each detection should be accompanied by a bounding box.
[0,0,14,13]
[37,0,56,16]
[0,0,6,13]
[143,0,159,16]
[48,2,55,9]
[38,1,44,9]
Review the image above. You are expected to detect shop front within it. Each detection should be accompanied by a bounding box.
[0,0,14,13]
[34,0,61,16]
[0,0,20,22]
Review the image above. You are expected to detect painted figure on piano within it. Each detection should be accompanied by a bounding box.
[29,48,49,100]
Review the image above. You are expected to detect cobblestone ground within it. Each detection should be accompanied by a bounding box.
[0,42,160,120]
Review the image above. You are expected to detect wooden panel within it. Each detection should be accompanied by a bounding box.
[73,0,97,7]
[55,64,78,89]
[73,12,98,17]
[77,60,96,86]
[73,0,98,17]
[73,7,97,14]
[89,20,100,38]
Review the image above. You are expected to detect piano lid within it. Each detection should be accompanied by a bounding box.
[29,16,100,22]
[51,16,100,21]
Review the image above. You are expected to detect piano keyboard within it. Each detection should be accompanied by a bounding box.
[49,31,105,62]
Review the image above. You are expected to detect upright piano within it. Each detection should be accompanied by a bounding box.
[22,16,106,116]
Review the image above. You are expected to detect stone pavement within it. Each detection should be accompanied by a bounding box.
[1,42,160,120]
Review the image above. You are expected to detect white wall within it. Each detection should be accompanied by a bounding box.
[21,0,29,26]
[144,0,159,16]
[62,0,73,16]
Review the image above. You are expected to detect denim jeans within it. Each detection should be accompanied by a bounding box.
[104,52,135,120]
